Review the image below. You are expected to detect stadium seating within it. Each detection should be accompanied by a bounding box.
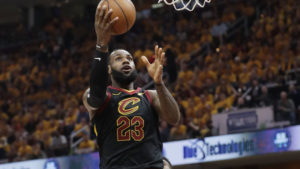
[0,0,299,162]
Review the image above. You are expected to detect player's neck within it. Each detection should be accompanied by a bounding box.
[111,81,134,90]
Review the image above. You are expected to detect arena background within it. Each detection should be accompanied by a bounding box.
[0,0,300,169]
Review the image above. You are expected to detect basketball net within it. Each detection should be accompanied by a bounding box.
[158,0,211,11]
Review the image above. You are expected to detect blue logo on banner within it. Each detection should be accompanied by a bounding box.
[227,111,258,132]
[183,138,255,161]
[273,130,291,151]
[183,139,206,160]
[44,159,60,169]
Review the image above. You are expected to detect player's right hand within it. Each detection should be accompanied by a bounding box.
[95,1,119,47]
[141,45,165,85]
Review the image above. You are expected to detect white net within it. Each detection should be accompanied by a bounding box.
[158,0,211,11]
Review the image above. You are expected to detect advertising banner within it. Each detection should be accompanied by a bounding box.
[163,125,300,165]
[1,125,300,168]
[212,107,274,135]
[0,153,100,169]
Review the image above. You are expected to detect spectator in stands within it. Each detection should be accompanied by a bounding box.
[50,131,68,156]
[17,137,33,161]
[288,84,300,123]
[169,119,187,141]
[0,136,8,160]
[76,105,89,123]
[215,79,233,98]
[48,117,59,135]
[73,118,89,138]
[288,84,300,109]
[200,120,213,138]
[7,142,17,162]
[232,80,250,99]
[249,79,261,106]
[30,143,46,159]
[25,113,37,134]
[257,86,273,107]
[33,122,44,142]
[41,132,52,156]
[233,97,248,109]
[57,120,67,137]
[76,132,95,154]
[213,93,235,114]
[277,91,296,124]
[159,121,170,142]
[64,109,76,135]
[187,118,200,138]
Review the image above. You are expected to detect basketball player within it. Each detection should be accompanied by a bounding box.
[82,2,180,169]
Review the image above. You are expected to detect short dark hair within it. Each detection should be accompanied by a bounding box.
[108,49,134,65]
[108,49,126,64]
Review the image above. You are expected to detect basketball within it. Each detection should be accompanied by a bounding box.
[99,0,136,35]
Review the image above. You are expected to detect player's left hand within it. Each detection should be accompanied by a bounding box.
[141,45,165,85]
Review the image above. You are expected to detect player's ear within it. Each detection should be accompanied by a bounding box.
[108,65,112,75]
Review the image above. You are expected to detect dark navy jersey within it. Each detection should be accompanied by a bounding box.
[91,86,163,169]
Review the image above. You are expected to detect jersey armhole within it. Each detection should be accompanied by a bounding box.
[145,90,153,105]
[94,91,112,116]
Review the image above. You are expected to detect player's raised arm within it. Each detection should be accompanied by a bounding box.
[141,45,180,125]
[83,2,118,120]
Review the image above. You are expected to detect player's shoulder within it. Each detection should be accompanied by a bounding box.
[146,90,157,96]
[144,90,158,101]
[82,88,98,111]
[83,88,112,120]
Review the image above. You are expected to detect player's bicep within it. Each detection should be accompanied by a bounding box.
[147,90,163,118]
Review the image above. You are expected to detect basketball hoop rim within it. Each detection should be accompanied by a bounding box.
[157,0,212,11]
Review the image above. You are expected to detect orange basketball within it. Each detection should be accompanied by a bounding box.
[99,0,136,35]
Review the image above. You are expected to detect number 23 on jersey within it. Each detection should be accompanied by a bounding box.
[117,116,144,141]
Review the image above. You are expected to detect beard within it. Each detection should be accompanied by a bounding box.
[111,68,137,86]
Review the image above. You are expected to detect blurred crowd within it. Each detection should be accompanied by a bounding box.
[0,0,300,163]
[166,0,300,140]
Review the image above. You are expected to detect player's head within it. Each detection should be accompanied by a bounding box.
[108,49,137,85]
